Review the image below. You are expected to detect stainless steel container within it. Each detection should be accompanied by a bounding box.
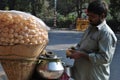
[36,52,64,79]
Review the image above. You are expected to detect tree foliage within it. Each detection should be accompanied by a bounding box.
[0,0,119,28]
[56,0,76,16]
[0,0,8,10]
[109,0,120,22]
[0,0,53,17]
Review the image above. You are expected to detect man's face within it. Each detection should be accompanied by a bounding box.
[87,12,103,26]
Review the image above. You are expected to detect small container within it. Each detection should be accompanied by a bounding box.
[64,65,72,77]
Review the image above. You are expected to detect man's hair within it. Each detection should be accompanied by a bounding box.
[87,0,108,17]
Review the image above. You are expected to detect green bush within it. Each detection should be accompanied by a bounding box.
[42,12,77,28]
[56,12,77,28]
[43,18,54,27]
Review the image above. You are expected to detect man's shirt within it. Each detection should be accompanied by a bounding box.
[72,20,117,80]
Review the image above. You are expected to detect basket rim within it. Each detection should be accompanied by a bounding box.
[0,56,38,61]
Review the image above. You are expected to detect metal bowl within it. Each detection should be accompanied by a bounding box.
[36,57,64,79]
[37,69,64,79]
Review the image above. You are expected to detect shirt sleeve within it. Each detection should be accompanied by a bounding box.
[88,32,117,65]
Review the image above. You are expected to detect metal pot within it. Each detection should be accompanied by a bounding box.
[36,52,64,79]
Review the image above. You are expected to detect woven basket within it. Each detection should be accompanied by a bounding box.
[0,43,47,80]
[0,58,36,80]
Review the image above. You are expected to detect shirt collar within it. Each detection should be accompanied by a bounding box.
[96,20,106,30]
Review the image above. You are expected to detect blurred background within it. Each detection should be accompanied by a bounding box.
[0,0,120,32]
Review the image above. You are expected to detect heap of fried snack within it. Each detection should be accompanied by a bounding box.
[0,10,49,45]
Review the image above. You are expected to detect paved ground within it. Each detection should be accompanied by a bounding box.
[0,30,120,80]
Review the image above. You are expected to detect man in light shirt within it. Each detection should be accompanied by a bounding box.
[67,0,117,80]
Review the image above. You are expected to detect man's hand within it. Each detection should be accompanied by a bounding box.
[67,49,89,60]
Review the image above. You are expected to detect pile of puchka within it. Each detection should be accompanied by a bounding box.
[0,10,49,80]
